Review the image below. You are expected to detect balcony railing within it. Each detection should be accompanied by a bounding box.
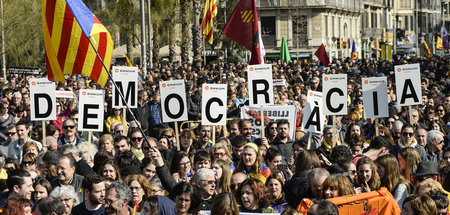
[261,35,277,47]
[256,0,364,11]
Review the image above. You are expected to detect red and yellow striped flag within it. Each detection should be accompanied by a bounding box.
[125,56,133,67]
[424,40,432,58]
[42,0,114,87]
[202,0,217,44]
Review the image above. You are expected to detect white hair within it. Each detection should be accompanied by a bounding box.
[195,168,215,182]
[77,141,97,161]
[50,185,80,205]
[427,130,444,144]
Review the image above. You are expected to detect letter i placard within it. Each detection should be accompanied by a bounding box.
[30,78,56,121]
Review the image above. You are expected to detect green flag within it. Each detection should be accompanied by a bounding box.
[280,36,291,62]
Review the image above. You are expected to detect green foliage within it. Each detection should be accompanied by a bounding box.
[3,0,43,67]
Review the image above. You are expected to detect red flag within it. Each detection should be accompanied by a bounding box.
[314,44,329,67]
[222,0,264,64]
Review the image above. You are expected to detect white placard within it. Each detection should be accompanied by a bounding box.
[362,77,389,118]
[55,90,74,98]
[247,64,274,106]
[394,64,422,106]
[78,89,104,132]
[160,80,188,122]
[322,74,347,115]
[301,91,325,133]
[241,105,297,139]
[112,66,139,108]
[273,79,286,86]
[201,84,227,125]
[30,78,56,121]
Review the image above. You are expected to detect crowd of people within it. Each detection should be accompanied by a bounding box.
[0,55,447,215]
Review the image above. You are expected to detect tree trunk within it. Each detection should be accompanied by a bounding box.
[192,0,202,63]
[180,0,191,63]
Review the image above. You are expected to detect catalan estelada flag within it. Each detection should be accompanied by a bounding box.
[202,0,217,44]
[42,0,114,87]
[351,40,357,60]
[424,40,432,58]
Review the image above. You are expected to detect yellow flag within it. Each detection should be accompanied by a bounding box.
[125,56,133,67]
[437,36,446,50]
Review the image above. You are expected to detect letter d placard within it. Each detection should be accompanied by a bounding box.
[30,78,56,121]
[79,89,104,132]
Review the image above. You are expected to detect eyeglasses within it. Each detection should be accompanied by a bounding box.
[22,161,35,166]
[402,132,414,137]
[115,130,123,134]
[387,121,395,124]
[437,140,445,145]
[131,137,143,142]
[202,180,216,185]
[230,183,241,190]
[7,132,16,136]
[63,125,75,130]
[437,109,445,112]
[270,127,277,130]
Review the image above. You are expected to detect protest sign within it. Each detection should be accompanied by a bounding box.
[30,78,56,121]
[78,89,104,132]
[394,64,422,106]
[362,77,389,118]
[247,64,274,106]
[201,84,227,125]
[112,66,139,108]
[160,80,188,122]
[322,74,347,115]
[241,105,297,139]
[302,91,324,133]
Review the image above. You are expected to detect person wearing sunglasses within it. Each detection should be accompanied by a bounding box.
[390,124,427,163]
[57,119,83,148]
[129,128,145,160]
[194,168,216,210]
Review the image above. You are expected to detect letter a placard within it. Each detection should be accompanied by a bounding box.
[301,91,324,133]
[322,74,347,115]
[112,66,138,108]
[202,84,227,125]
[247,64,274,106]
[394,64,422,106]
[362,77,389,118]
[79,90,104,132]
[30,78,56,121]
[160,80,188,123]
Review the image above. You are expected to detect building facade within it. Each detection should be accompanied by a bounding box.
[257,0,363,60]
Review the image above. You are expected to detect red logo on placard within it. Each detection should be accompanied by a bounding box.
[249,67,254,71]
[114,68,119,73]
[397,68,401,72]
[309,92,313,96]
[31,82,36,86]
[364,80,369,84]
[205,86,209,90]
[324,77,329,81]
[162,83,166,88]
[82,91,86,95]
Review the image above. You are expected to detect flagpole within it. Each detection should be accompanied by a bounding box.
[85,36,153,148]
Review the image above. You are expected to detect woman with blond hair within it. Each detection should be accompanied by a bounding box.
[402,194,437,215]
[377,154,411,208]
[211,159,232,193]
[322,174,355,199]
[356,157,380,193]
[234,143,271,183]
[124,174,153,211]
[398,147,421,183]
